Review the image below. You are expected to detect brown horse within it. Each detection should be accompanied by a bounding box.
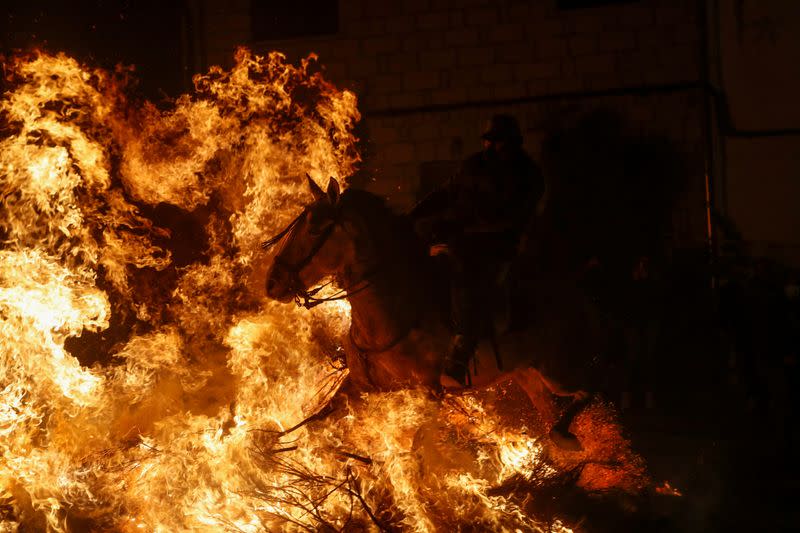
[265,176,592,449]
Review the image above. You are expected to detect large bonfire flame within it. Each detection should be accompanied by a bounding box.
[0,48,647,532]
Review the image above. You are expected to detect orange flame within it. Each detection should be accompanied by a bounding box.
[0,48,645,531]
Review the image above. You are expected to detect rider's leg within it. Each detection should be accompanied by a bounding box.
[445,279,479,385]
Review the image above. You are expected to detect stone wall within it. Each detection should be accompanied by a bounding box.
[198,0,707,247]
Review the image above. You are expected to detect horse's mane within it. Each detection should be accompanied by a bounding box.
[338,188,427,275]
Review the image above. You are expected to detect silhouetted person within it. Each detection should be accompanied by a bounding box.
[411,114,544,384]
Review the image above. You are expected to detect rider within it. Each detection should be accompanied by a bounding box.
[411,114,544,385]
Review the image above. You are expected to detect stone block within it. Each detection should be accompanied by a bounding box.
[386,190,417,212]
[362,18,388,37]
[480,64,514,84]
[414,142,437,163]
[449,68,480,87]
[330,39,361,60]
[569,35,597,56]
[428,33,445,50]
[585,73,621,91]
[386,15,415,34]
[369,124,400,144]
[598,31,637,52]
[575,53,616,75]
[403,0,431,13]
[616,49,659,73]
[384,143,416,164]
[529,19,565,38]
[457,46,493,66]
[487,23,524,43]
[370,73,404,92]
[617,5,654,27]
[673,22,700,44]
[386,52,420,73]
[366,172,399,197]
[659,43,699,76]
[445,28,479,47]
[405,70,441,91]
[419,48,457,71]
[537,36,568,58]
[655,5,688,26]
[494,44,535,64]
[363,92,390,111]
[642,67,677,86]
[435,140,457,161]
[431,87,468,105]
[339,0,364,22]
[507,2,530,21]
[363,37,401,55]
[617,68,645,87]
[546,76,582,94]
[563,11,608,34]
[526,79,548,97]
[365,2,396,18]
[466,6,497,26]
[493,83,527,100]
[389,91,427,109]
[467,85,495,101]
[628,102,655,123]
[402,35,428,52]
[417,11,450,31]
[515,61,561,81]
[349,57,379,77]
[636,28,667,49]
[323,62,348,81]
[410,122,442,141]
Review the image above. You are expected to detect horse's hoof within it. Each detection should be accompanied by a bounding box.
[549,428,584,451]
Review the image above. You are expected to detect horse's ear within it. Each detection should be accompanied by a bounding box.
[307,174,325,201]
[327,177,340,205]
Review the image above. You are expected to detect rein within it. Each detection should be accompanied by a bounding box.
[260,211,306,250]
[261,208,381,309]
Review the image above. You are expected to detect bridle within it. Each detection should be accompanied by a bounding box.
[263,202,416,362]
[261,207,378,309]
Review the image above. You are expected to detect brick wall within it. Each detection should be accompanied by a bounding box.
[198,0,707,246]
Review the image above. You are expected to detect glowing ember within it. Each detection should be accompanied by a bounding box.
[0,48,644,531]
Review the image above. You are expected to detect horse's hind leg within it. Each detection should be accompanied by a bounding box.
[509,368,591,451]
[548,391,592,451]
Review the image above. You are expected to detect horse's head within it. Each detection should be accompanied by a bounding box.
[265,175,352,304]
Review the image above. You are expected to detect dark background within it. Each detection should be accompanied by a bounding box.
[1,1,799,531]
[1,0,189,99]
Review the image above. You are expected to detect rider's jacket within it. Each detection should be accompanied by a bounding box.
[412,147,544,261]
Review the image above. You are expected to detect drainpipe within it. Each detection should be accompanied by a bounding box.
[699,0,720,290]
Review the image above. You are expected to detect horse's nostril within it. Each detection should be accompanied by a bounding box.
[267,278,276,293]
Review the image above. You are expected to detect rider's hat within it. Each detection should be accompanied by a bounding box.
[481,114,522,144]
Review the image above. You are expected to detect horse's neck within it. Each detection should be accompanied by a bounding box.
[346,259,422,352]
